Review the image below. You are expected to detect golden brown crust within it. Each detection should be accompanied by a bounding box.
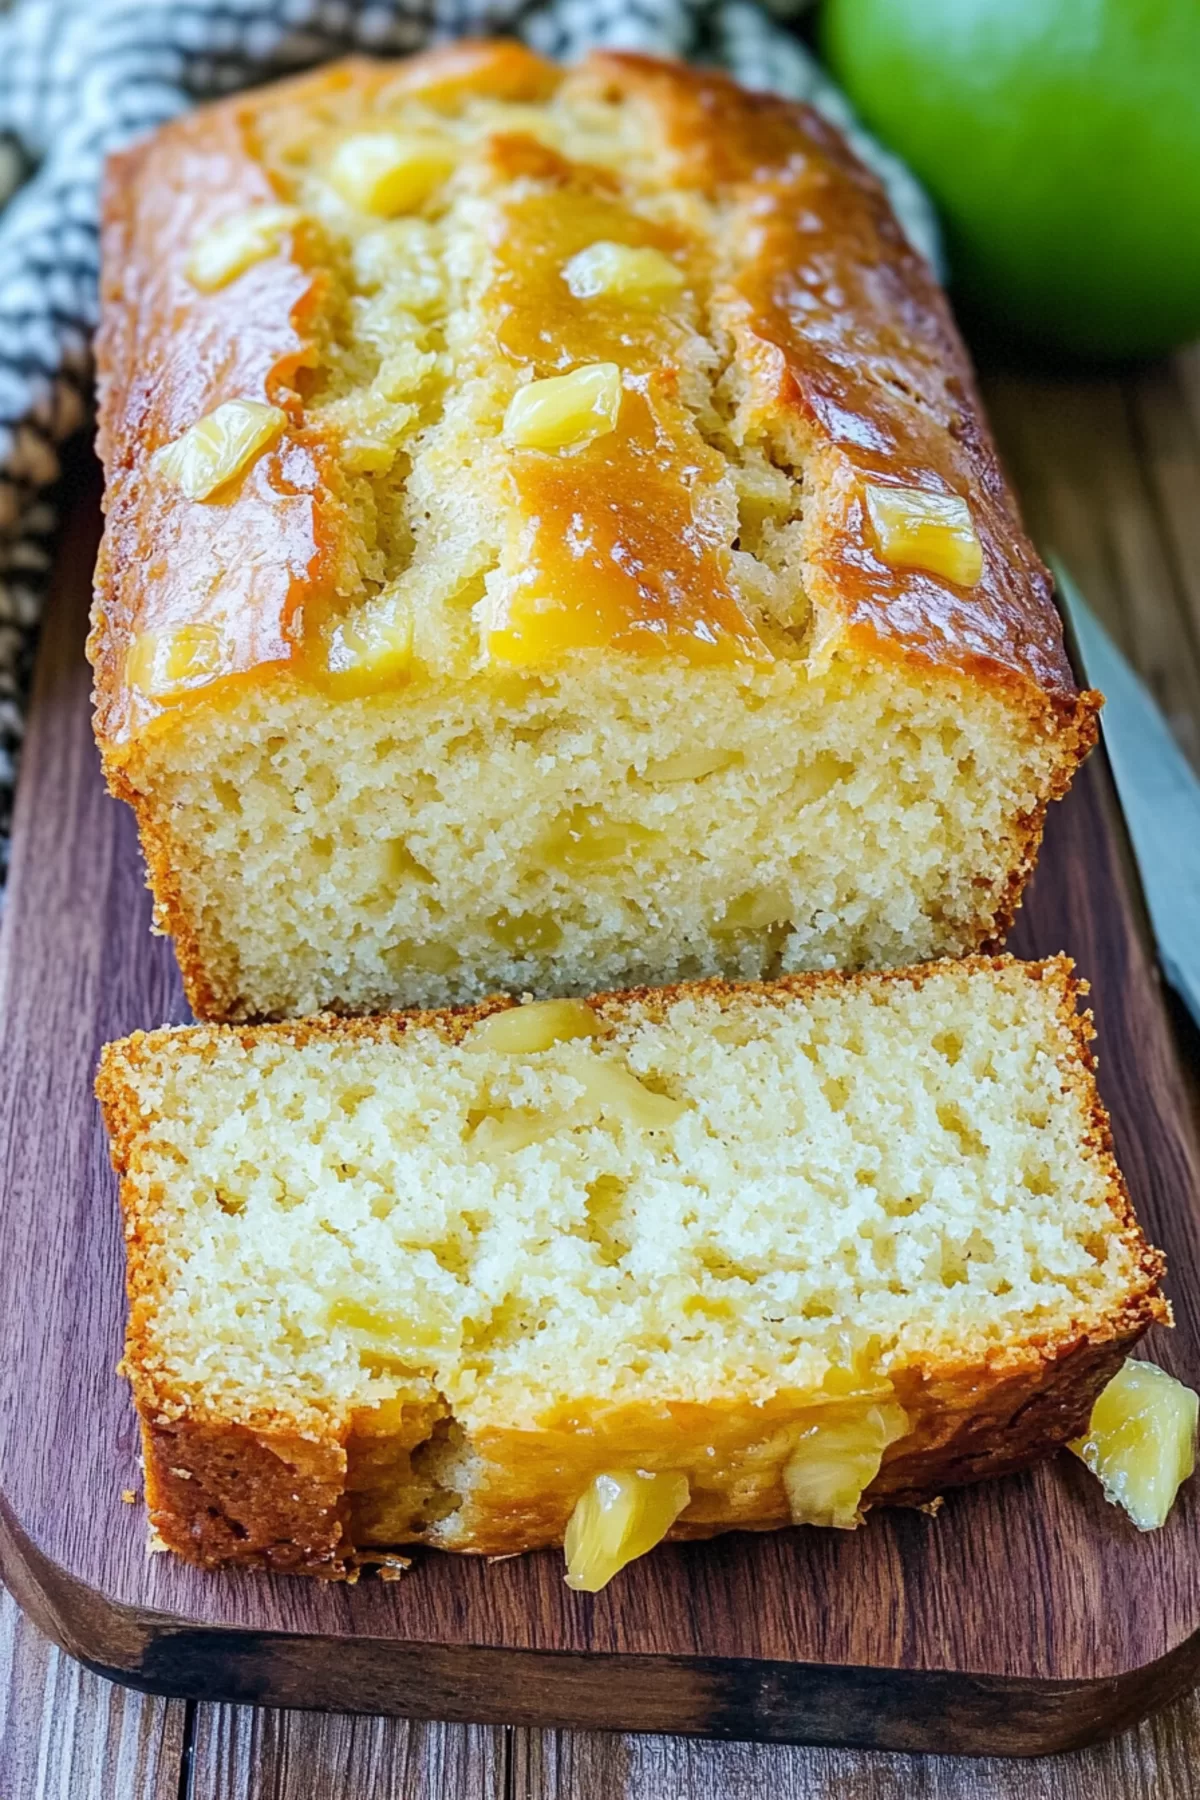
[427,1331,1143,1557]
[90,44,1098,741]
[141,1417,351,1575]
[92,95,339,748]
[571,54,1086,704]
[98,957,1169,1576]
[874,1333,1135,1508]
[134,1331,1143,1572]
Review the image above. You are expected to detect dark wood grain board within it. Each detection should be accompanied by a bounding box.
[2,466,1200,1759]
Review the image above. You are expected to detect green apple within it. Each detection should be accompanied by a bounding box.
[820,0,1200,359]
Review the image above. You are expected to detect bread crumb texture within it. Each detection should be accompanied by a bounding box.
[93,47,1096,1022]
[139,660,1074,1018]
[99,960,1165,1564]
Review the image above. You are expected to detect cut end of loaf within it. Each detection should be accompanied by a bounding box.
[109,655,1093,1022]
[97,956,1166,1574]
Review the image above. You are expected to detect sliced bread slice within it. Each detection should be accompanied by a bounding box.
[96,956,1166,1581]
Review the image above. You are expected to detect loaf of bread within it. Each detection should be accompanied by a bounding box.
[97,957,1166,1582]
[91,42,1098,1023]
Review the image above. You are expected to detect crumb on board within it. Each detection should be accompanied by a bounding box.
[348,1551,413,1582]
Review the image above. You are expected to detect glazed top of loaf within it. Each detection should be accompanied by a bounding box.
[91,41,1079,745]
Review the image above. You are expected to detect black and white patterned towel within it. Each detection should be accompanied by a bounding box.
[0,0,938,882]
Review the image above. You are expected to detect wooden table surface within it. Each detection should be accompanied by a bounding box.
[2,345,1200,1798]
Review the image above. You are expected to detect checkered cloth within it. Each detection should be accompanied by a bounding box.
[0,0,939,881]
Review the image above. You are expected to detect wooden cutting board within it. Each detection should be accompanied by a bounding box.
[2,469,1199,1758]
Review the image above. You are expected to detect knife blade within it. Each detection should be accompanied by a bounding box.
[1051,558,1200,1029]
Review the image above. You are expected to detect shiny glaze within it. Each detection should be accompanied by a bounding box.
[598,55,1074,693]
[496,382,769,665]
[93,85,340,742]
[482,145,767,665]
[93,46,1080,748]
[376,38,561,110]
